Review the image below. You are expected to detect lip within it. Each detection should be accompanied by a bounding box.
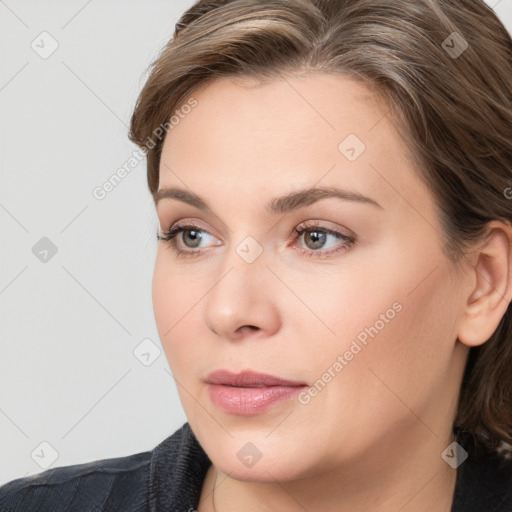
[204,370,308,415]
[204,369,307,387]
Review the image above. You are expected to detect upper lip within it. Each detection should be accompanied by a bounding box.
[204,369,307,387]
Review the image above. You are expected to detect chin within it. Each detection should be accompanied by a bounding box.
[215,451,307,483]
[195,427,319,482]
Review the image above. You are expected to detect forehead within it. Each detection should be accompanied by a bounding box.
[158,72,431,217]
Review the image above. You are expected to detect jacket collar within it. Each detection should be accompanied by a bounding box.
[149,422,211,511]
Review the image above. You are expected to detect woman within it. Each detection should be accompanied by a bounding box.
[1,0,512,510]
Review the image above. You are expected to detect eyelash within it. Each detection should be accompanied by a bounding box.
[156,221,356,259]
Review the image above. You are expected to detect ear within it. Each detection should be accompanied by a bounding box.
[457,220,512,347]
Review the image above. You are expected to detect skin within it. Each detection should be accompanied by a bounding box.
[152,72,512,512]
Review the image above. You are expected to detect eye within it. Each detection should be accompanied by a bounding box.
[292,221,356,258]
[157,220,356,259]
[157,221,220,258]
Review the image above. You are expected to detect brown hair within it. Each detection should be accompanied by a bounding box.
[129,0,512,456]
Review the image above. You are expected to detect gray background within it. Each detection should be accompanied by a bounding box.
[1,0,511,485]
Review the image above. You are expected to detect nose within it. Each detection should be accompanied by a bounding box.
[203,246,281,342]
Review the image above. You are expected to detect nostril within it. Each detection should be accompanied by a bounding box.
[238,325,259,333]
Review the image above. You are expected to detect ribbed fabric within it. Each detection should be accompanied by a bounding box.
[0,422,510,511]
[0,424,209,512]
[451,440,512,511]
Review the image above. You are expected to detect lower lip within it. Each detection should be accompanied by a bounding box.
[207,383,306,415]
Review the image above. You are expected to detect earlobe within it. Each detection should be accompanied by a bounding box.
[457,221,512,347]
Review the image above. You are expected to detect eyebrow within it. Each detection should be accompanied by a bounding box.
[153,186,383,214]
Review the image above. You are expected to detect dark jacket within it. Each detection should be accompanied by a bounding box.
[0,422,511,511]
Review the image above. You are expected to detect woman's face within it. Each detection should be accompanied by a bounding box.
[153,72,468,481]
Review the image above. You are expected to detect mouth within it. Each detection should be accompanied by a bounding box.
[204,369,308,415]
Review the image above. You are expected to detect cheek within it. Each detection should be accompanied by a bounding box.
[328,261,458,425]
[152,256,173,338]
[305,240,457,406]
[152,254,207,376]
[152,251,200,328]
[152,256,188,358]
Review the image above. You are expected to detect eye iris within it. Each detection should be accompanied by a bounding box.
[304,230,326,250]
[183,229,202,248]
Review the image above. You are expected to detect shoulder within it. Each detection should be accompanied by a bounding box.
[0,423,209,512]
[453,441,512,512]
[0,445,153,512]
